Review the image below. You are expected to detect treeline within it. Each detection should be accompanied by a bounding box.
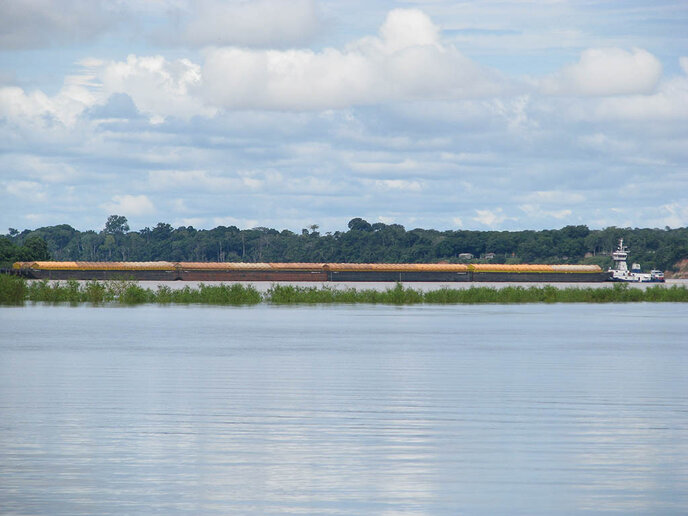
[3,216,688,272]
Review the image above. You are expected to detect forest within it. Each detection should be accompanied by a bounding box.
[2,216,688,273]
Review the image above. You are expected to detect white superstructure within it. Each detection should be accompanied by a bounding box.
[608,239,665,282]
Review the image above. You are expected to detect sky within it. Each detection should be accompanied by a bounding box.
[1,0,687,234]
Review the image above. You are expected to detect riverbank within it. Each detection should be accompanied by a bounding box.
[2,275,688,306]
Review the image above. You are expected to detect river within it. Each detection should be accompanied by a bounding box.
[1,303,687,514]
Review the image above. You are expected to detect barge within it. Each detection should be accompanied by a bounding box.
[12,261,611,282]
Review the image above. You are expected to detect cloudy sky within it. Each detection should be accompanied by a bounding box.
[1,0,687,233]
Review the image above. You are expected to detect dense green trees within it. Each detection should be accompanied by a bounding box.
[4,217,688,272]
[0,234,51,266]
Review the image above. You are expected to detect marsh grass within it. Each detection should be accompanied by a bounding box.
[0,277,260,305]
[265,282,688,305]
[0,274,27,305]
[1,275,688,306]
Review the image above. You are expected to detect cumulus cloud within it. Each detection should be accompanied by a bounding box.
[182,0,320,48]
[202,9,503,110]
[0,54,216,128]
[0,9,504,121]
[5,180,47,201]
[590,58,688,121]
[96,55,216,122]
[0,0,121,49]
[541,48,662,96]
[103,195,155,216]
[0,83,94,127]
[473,208,510,227]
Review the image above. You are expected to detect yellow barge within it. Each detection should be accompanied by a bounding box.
[12,261,610,282]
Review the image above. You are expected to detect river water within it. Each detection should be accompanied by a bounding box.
[1,303,687,514]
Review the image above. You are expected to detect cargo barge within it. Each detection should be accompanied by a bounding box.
[12,261,611,282]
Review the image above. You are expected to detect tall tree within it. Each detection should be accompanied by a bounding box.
[104,215,130,235]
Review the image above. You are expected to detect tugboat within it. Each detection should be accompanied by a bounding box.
[608,239,665,282]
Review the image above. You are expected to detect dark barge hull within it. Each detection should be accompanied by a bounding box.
[19,269,610,282]
[328,271,471,282]
[178,270,329,282]
[471,271,611,282]
[19,269,179,281]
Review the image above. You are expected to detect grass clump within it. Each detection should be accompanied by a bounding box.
[266,283,424,305]
[267,284,363,304]
[0,274,27,305]
[197,283,261,305]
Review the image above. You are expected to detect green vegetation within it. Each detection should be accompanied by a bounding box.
[267,283,688,305]
[0,234,51,267]
[4,217,688,273]
[2,275,687,306]
[0,275,261,306]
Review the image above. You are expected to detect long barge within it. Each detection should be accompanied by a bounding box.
[12,261,611,282]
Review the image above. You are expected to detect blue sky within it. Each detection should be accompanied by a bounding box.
[1,0,687,233]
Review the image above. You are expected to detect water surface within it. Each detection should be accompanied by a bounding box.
[1,303,687,514]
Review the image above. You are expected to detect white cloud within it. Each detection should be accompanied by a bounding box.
[0,83,93,127]
[652,203,688,228]
[212,216,259,229]
[361,8,441,54]
[521,190,585,204]
[0,9,504,121]
[473,208,509,227]
[591,61,688,121]
[5,180,47,201]
[202,9,503,110]
[350,158,421,175]
[183,0,319,48]
[541,48,662,96]
[371,179,424,192]
[97,55,216,122]
[103,195,155,216]
[173,217,207,228]
[148,170,262,191]
[0,55,216,128]
[519,204,573,219]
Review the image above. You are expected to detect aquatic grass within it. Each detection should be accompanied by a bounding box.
[155,285,174,303]
[266,283,425,305]
[0,274,27,305]
[84,280,110,304]
[2,274,688,306]
[197,283,262,305]
[384,283,424,304]
[26,279,66,303]
[64,279,82,303]
[119,283,154,305]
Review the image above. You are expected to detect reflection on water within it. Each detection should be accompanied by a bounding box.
[1,303,687,514]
